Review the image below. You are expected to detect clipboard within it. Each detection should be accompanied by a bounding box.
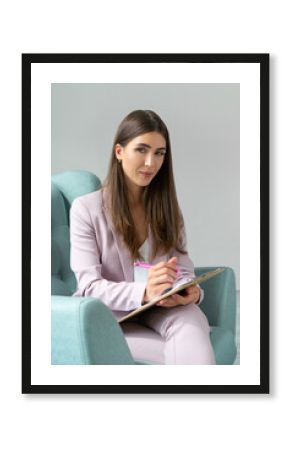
[118,267,225,323]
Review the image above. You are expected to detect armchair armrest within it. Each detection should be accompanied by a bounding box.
[196,267,237,364]
[196,267,237,336]
[51,295,136,365]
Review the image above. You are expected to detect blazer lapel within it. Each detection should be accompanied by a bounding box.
[102,187,134,281]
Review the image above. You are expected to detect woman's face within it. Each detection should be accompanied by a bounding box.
[115,131,167,191]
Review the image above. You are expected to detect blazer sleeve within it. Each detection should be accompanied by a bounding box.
[69,197,146,312]
[170,212,204,305]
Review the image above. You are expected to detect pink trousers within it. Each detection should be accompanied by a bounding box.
[120,302,216,365]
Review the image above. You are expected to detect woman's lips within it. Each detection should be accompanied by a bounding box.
[140,171,153,177]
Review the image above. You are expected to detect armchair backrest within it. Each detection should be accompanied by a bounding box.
[51,170,102,295]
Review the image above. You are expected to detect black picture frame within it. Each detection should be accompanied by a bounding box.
[22,53,269,394]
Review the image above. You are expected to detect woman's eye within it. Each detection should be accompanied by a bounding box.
[136,148,165,156]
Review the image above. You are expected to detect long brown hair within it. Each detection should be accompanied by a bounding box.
[103,110,187,261]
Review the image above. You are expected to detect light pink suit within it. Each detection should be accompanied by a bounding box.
[70,188,215,364]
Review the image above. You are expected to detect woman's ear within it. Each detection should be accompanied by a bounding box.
[115,144,123,162]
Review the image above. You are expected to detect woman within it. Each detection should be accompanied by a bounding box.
[70,110,215,364]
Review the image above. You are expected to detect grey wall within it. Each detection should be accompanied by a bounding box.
[51,83,240,288]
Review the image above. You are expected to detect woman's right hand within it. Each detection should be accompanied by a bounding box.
[142,257,178,304]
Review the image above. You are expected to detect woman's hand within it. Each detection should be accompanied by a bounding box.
[156,285,201,308]
[143,257,178,304]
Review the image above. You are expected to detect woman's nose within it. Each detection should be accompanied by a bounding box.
[144,153,153,167]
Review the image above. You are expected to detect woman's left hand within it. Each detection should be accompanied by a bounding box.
[156,285,201,308]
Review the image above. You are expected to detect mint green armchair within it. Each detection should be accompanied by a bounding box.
[52,170,237,365]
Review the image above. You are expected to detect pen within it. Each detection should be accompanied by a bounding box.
[134,261,181,274]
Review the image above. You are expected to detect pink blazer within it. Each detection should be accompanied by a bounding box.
[70,187,203,319]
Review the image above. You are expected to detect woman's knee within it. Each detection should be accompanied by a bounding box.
[159,303,210,342]
[165,303,210,332]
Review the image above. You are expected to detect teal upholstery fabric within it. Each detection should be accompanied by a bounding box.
[210,327,237,365]
[52,296,136,364]
[196,266,237,365]
[51,170,102,296]
[51,170,237,365]
[51,183,74,296]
